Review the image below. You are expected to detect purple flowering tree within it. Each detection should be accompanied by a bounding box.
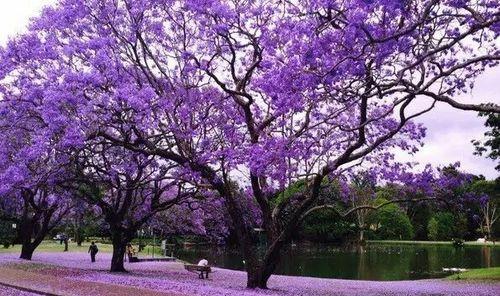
[71,142,199,272]
[0,97,73,260]
[1,0,499,288]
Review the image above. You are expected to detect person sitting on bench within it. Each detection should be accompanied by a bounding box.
[198,259,208,267]
[184,259,212,279]
[126,243,139,262]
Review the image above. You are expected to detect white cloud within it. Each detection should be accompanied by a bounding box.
[0,0,56,45]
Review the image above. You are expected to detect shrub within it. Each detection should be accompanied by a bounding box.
[427,212,467,240]
[299,208,355,242]
[368,199,414,240]
[0,221,16,248]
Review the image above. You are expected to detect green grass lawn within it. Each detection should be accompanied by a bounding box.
[0,240,166,257]
[368,240,500,247]
[447,267,500,281]
[0,240,114,253]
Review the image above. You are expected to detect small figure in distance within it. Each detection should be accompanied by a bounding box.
[88,241,99,263]
[63,236,69,252]
[126,243,139,262]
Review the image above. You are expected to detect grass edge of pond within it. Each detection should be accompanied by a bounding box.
[367,240,500,248]
[446,267,500,282]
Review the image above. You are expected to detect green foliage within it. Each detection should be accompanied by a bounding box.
[472,112,500,171]
[427,216,440,241]
[0,221,16,248]
[427,212,467,240]
[272,179,307,207]
[447,267,500,281]
[409,203,432,240]
[299,208,355,242]
[374,186,400,201]
[77,182,105,204]
[368,198,414,240]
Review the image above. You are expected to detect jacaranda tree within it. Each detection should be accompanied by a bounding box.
[0,90,74,260]
[71,142,199,272]
[1,0,499,288]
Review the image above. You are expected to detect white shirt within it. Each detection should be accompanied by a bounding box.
[197,259,208,266]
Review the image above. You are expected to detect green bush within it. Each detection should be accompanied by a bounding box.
[0,221,16,248]
[299,208,355,242]
[427,212,467,240]
[369,199,414,240]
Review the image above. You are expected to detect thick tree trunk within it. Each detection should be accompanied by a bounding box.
[110,228,130,272]
[245,244,283,288]
[20,243,34,260]
[244,229,288,289]
[110,243,126,272]
[246,262,275,289]
[244,245,264,288]
[19,217,35,260]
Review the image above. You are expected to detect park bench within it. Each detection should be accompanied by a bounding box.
[184,263,212,279]
[127,255,139,262]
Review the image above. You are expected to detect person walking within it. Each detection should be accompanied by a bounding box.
[63,236,69,252]
[88,241,98,263]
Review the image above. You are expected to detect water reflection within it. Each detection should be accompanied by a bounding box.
[174,243,500,280]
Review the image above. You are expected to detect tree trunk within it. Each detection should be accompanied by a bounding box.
[19,217,34,260]
[110,228,130,272]
[74,215,83,246]
[20,243,34,260]
[110,243,126,272]
[244,245,264,288]
[245,242,284,288]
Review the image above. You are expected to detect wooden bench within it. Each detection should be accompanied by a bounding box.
[184,264,212,279]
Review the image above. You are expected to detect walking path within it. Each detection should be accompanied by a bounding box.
[0,252,499,296]
[0,283,41,296]
[0,267,184,296]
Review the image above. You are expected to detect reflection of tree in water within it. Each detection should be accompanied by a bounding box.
[481,246,491,268]
[356,245,367,280]
[409,248,430,279]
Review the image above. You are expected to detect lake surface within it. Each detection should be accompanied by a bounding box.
[174,243,500,280]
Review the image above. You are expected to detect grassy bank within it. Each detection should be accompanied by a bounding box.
[0,240,114,254]
[0,240,168,258]
[368,240,500,247]
[447,267,500,281]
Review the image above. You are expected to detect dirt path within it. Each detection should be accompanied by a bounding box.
[0,267,186,296]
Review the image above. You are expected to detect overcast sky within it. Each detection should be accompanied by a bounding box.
[1,0,498,179]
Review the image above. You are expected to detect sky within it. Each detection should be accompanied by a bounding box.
[1,0,498,179]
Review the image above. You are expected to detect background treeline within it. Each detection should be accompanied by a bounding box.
[297,177,499,243]
[1,174,498,248]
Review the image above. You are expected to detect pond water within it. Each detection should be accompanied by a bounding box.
[174,243,500,280]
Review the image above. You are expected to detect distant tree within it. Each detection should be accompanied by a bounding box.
[427,212,467,240]
[299,209,354,243]
[70,143,199,272]
[407,203,433,240]
[0,221,16,248]
[348,173,376,242]
[368,198,414,240]
[469,179,500,238]
[472,113,500,170]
